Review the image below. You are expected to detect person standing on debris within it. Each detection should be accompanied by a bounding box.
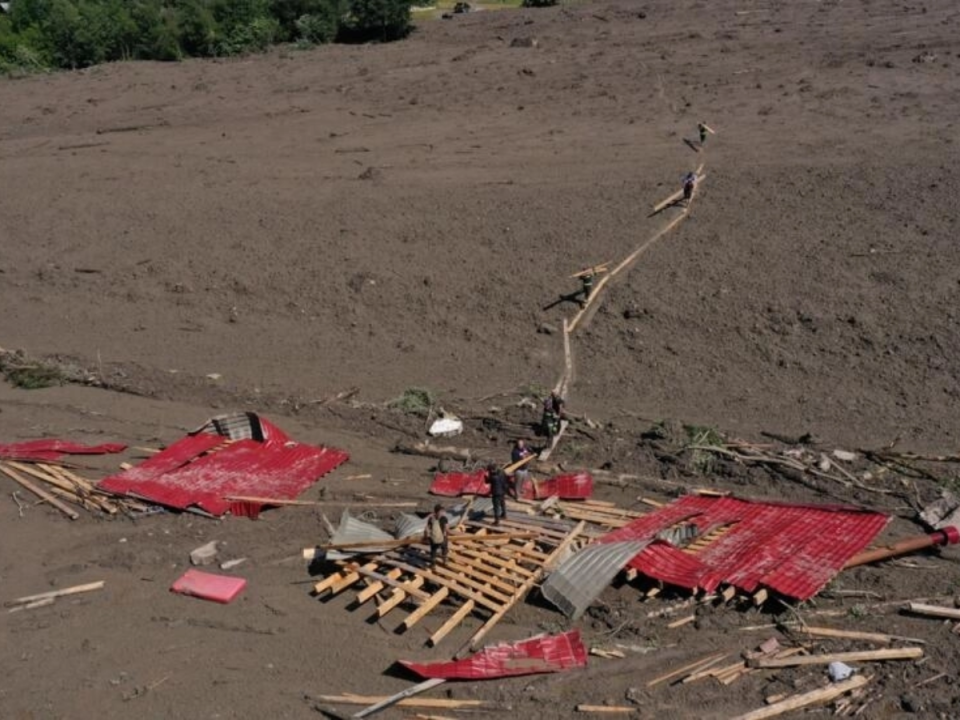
[511,439,534,499]
[423,503,449,566]
[579,271,596,308]
[682,171,697,204]
[486,462,515,525]
[541,391,565,438]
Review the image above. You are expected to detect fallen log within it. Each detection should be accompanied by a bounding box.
[394,442,476,463]
[749,647,923,669]
[730,674,870,720]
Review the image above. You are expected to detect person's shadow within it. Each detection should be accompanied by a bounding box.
[683,137,702,153]
[542,290,586,311]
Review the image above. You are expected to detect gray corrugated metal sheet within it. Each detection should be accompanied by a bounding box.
[540,540,649,619]
[394,509,465,539]
[326,510,396,560]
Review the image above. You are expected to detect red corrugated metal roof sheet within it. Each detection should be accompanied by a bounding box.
[98,415,348,517]
[429,470,593,500]
[597,495,888,601]
[0,439,126,462]
[400,630,587,680]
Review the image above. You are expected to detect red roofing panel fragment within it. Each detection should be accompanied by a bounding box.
[429,471,593,500]
[597,496,888,601]
[0,440,126,462]
[170,569,247,604]
[400,630,587,680]
[98,415,348,516]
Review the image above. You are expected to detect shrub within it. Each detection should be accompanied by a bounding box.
[341,0,411,42]
[389,387,435,416]
[521,0,556,6]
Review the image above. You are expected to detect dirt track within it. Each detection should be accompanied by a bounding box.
[2,1,960,718]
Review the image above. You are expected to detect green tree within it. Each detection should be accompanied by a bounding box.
[176,0,219,55]
[343,0,410,42]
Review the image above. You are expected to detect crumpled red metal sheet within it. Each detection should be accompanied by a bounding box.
[400,630,587,680]
[429,471,593,500]
[98,416,348,517]
[598,495,888,601]
[0,439,126,462]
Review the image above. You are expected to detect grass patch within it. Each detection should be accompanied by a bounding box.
[684,424,724,474]
[388,387,436,416]
[2,363,65,390]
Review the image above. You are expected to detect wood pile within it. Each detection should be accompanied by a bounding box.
[0,460,151,518]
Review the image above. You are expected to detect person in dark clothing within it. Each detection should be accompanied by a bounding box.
[541,391,565,438]
[579,271,596,308]
[682,171,697,204]
[423,503,449,566]
[486,462,515,525]
[698,122,709,145]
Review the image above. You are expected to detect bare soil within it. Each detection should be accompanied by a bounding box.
[2,0,960,718]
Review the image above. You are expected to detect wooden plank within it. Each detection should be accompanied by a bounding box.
[319,532,537,552]
[377,558,503,613]
[647,652,728,688]
[352,678,446,718]
[314,693,482,709]
[0,463,80,520]
[6,580,105,607]
[450,546,534,581]
[729,675,870,720]
[568,276,611,333]
[906,602,960,620]
[356,568,404,604]
[750,647,923,669]
[428,600,476,647]
[377,576,425,617]
[575,706,635,714]
[442,557,521,596]
[543,520,587,571]
[537,420,569,462]
[402,588,450,630]
[798,626,925,645]
[313,569,350,595]
[569,262,611,279]
[352,566,431,601]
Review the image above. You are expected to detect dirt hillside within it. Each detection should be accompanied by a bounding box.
[2,0,960,718]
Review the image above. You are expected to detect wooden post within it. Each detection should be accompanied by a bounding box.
[6,580,105,607]
[750,647,923,669]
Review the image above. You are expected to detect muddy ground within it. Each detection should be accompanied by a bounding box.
[2,0,960,718]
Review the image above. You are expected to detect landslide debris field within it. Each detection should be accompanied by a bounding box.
[2,1,960,718]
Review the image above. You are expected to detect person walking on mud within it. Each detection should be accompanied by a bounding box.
[486,462,515,525]
[423,503,449,566]
[579,271,596,308]
[682,171,697,205]
[698,122,709,146]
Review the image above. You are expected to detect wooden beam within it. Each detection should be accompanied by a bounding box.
[428,600,476,647]
[729,675,870,720]
[0,463,80,520]
[750,647,923,669]
[905,602,960,621]
[401,588,450,630]
[376,576,425,617]
[312,692,482,709]
[356,568,403,604]
[647,652,728,688]
[798,626,925,645]
[352,566,431,601]
[6,580,105,607]
[351,678,447,718]
[569,262,611,279]
[575,706,635,714]
[317,532,536,553]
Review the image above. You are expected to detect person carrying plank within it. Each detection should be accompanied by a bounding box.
[423,503,449,566]
[579,271,596,308]
[485,463,515,525]
[698,122,709,145]
[511,439,534,498]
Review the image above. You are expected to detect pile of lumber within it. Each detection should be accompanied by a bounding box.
[0,460,150,519]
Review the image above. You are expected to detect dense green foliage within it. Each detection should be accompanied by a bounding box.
[520,0,556,6]
[0,0,411,71]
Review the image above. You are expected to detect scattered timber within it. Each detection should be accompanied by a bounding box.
[730,675,870,720]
